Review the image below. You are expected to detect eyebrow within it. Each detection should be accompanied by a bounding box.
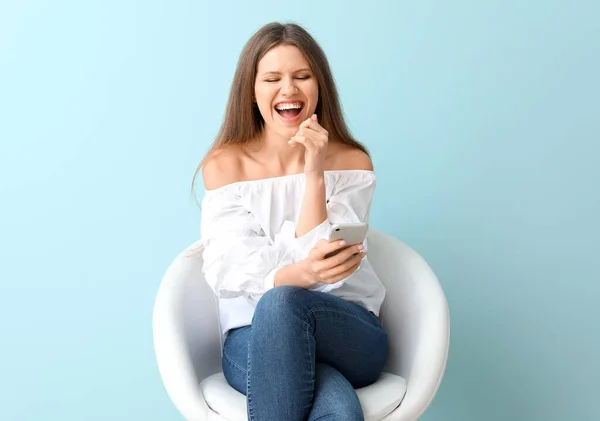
[260,68,312,76]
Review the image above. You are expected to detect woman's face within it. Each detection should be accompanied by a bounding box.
[254,44,319,140]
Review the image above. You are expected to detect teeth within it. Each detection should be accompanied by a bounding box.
[275,103,302,110]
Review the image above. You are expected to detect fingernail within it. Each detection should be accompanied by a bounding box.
[339,240,346,246]
[357,245,364,251]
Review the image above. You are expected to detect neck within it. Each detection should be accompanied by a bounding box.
[256,126,304,172]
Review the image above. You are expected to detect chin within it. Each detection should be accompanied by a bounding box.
[277,124,299,136]
[278,129,295,140]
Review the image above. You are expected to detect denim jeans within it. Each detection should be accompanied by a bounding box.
[222,285,389,421]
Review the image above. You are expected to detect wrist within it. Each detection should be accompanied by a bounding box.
[274,262,314,289]
[295,260,315,288]
[305,171,325,183]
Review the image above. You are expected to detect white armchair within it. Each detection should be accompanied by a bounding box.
[153,229,450,420]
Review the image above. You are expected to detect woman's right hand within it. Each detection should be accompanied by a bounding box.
[297,239,365,287]
[289,114,329,177]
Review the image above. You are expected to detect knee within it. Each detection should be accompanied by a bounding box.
[254,286,305,319]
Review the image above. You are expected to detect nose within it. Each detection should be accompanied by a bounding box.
[281,77,298,96]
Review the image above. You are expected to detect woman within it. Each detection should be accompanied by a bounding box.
[191,22,388,421]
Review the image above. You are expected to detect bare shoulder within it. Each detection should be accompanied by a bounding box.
[201,145,244,190]
[327,141,374,171]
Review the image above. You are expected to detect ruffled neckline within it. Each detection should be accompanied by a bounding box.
[203,170,375,195]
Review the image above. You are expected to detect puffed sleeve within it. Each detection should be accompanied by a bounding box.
[277,171,377,292]
[200,189,295,304]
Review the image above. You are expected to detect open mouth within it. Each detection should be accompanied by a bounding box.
[274,101,304,120]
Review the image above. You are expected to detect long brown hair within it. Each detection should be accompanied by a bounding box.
[190,22,368,201]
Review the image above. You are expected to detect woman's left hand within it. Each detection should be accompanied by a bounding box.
[289,114,329,177]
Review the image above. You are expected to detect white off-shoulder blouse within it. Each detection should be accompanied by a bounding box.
[199,170,386,336]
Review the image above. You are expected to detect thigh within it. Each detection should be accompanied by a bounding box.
[223,289,388,391]
[221,325,251,395]
[308,363,363,421]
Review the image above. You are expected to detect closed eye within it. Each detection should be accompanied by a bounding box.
[265,76,310,83]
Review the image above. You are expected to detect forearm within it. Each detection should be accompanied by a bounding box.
[295,173,327,237]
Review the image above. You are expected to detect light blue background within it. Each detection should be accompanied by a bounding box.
[1,1,598,420]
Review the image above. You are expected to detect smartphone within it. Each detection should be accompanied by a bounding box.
[324,222,369,258]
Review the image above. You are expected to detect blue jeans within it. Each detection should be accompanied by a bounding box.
[222,285,389,421]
